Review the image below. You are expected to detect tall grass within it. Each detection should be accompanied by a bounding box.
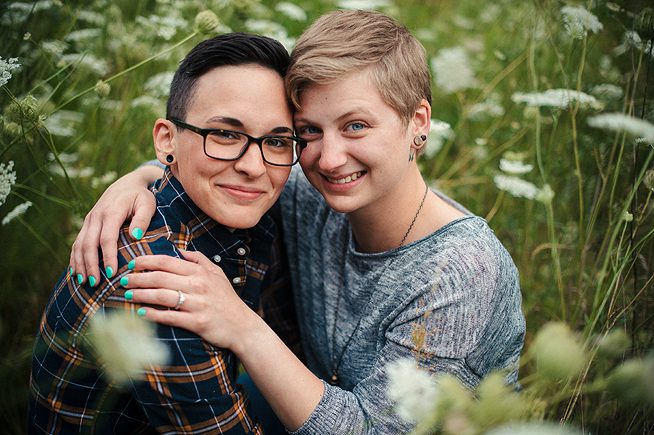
[1,0,652,433]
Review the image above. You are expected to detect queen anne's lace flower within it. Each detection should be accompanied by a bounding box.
[561,5,603,39]
[275,2,307,21]
[512,89,600,109]
[494,175,540,199]
[2,201,32,225]
[587,113,654,142]
[0,161,17,206]
[386,358,438,423]
[431,47,476,94]
[0,57,20,87]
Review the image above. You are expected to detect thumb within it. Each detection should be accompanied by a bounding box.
[128,192,156,240]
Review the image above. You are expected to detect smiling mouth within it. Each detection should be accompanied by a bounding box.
[326,171,366,185]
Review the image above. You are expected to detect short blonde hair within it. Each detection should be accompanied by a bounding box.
[286,10,431,124]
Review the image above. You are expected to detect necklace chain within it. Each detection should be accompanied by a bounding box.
[328,182,430,386]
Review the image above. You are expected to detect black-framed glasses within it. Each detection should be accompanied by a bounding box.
[168,118,307,167]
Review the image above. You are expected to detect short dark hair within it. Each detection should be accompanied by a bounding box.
[167,33,290,120]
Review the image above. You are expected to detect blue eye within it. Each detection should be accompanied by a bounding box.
[297,125,321,139]
[346,122,366,132]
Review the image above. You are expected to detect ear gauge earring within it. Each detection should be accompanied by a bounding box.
[166,154,174,164]
[412,134,427,149]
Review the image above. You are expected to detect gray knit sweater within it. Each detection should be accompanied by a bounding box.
[280,168,525,434]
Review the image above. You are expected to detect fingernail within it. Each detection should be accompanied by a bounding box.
[105,266,114,279]
[124,290,133,301]
[77,274,84,285]
[120,276,129,286]
[128,259,136,270]
[137,307,147,317]
[132,228,143,240]
[89,276,97,287]
[69,266,74,277]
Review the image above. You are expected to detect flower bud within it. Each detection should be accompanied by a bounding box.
[94,80,110,98]
[8,95,40,123]
[607,358,654,406]
[195,10,220,35]
[596,329,631,358]
[530,322,586,381]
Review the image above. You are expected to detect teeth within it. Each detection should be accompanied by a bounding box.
[329,171,364,184]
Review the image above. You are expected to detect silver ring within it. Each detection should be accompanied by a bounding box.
[173,290,185,310]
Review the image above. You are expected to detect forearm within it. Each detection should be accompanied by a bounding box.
[130,163,164,186]
[234,313,324,431]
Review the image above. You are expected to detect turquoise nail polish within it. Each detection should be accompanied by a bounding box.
[132,228,143,240]
[125,290,133,301]
[120,276,129,286]
[69,266,74,278]
[77,274,84,285]
[89,276,97,287]
[128,259,136,270]
[137,307,146,317]
[105,266,114,279]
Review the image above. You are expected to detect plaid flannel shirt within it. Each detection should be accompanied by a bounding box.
[28,168,294,434]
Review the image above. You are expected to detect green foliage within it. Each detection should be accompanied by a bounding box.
[1,0,652,433]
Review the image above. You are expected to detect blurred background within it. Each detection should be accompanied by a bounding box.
[1,0,652,433]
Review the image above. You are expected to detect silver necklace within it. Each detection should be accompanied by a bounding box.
[328,182,430,386]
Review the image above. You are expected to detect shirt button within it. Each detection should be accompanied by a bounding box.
[236,247,247,256]
[232,277,242,284]
[212,255,221,263]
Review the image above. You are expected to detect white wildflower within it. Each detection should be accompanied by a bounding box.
[87,310,169,385]
[386,358,438,423]
[500,159,533,175]
[144,71,174,98]
[43,110,83,137]
[2,201,32,225]
[511,89,600,109]
[91,171,118,189]
[0,57,21,87]
[0,161,17,206]
[275,2,307,21]
[487,422,583,435]
[59,53,109,76]
[452,15,474,30]
[561,5,603,39]
[587,113,654,142]
[49,164,94,178]
[41,40,68,57]
[591,84,624,101]
[245,19,296,51]
[494,175,539,199]
[130,95,165,111]
[337,0,392,10]
[431,47,476,94]
[136,14,187,40]
[424,119,453,158]
[467,100,505,120]
[65,28,102,43]
[536,184,555,204]
[77,10,106,26]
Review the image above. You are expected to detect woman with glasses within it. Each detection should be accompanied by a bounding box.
[29,33,304,434]
[68,10,525,434]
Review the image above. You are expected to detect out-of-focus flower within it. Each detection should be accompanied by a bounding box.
[596,329,631,358]
[470,372,527,429]
[530,322,587,381]
[511,89,600,109]
[591,84,624,101]
[144,72,174,98]
[499,159,533,175]
[337,0,392,10]
[424,119,453,158]
[467,100,505,120]
[59,53,109,76]
[276,2,307,21]
[195,10,220,35]
[94,80,111,97]
[587,113,654,142]
[65,28,102,43]
[245,19,295,50]
[137,14,187,40]
[86,310,169,385]
[621,211,634,222]
[487,422,583,435]
[644,170,654,191]
[561,5,603,39]
[7,95,40,123]
[0,161,17,207]
[386,358,438,423]
[77,10,106,26]
[494,175,539,200]
[41,40,68,57]
[2,201,32,225]
[0,57,21,87]
[607,356,654,406]
[431,47,476,94]
[91,171,118,189]
[43,110,83,137]
[536,184,555,204]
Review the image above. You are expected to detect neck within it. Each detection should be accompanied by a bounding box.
[347,168,430,253]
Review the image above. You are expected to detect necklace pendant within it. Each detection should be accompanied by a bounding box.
[329,372,339,386]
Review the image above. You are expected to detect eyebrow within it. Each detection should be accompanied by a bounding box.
[206,116,293,135]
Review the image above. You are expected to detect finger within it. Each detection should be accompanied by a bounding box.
[137,306,196,330]
[178,249,213,266]
[70,221,89,285]
[130,255,198,275]
[121,270,191,294]
[126,287,183,310]
[79,212,103,286]
[128,192,157,240]
[99,212,125,281]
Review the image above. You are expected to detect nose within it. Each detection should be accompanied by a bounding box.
[233,142,267,177]
[317,133,347,172]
